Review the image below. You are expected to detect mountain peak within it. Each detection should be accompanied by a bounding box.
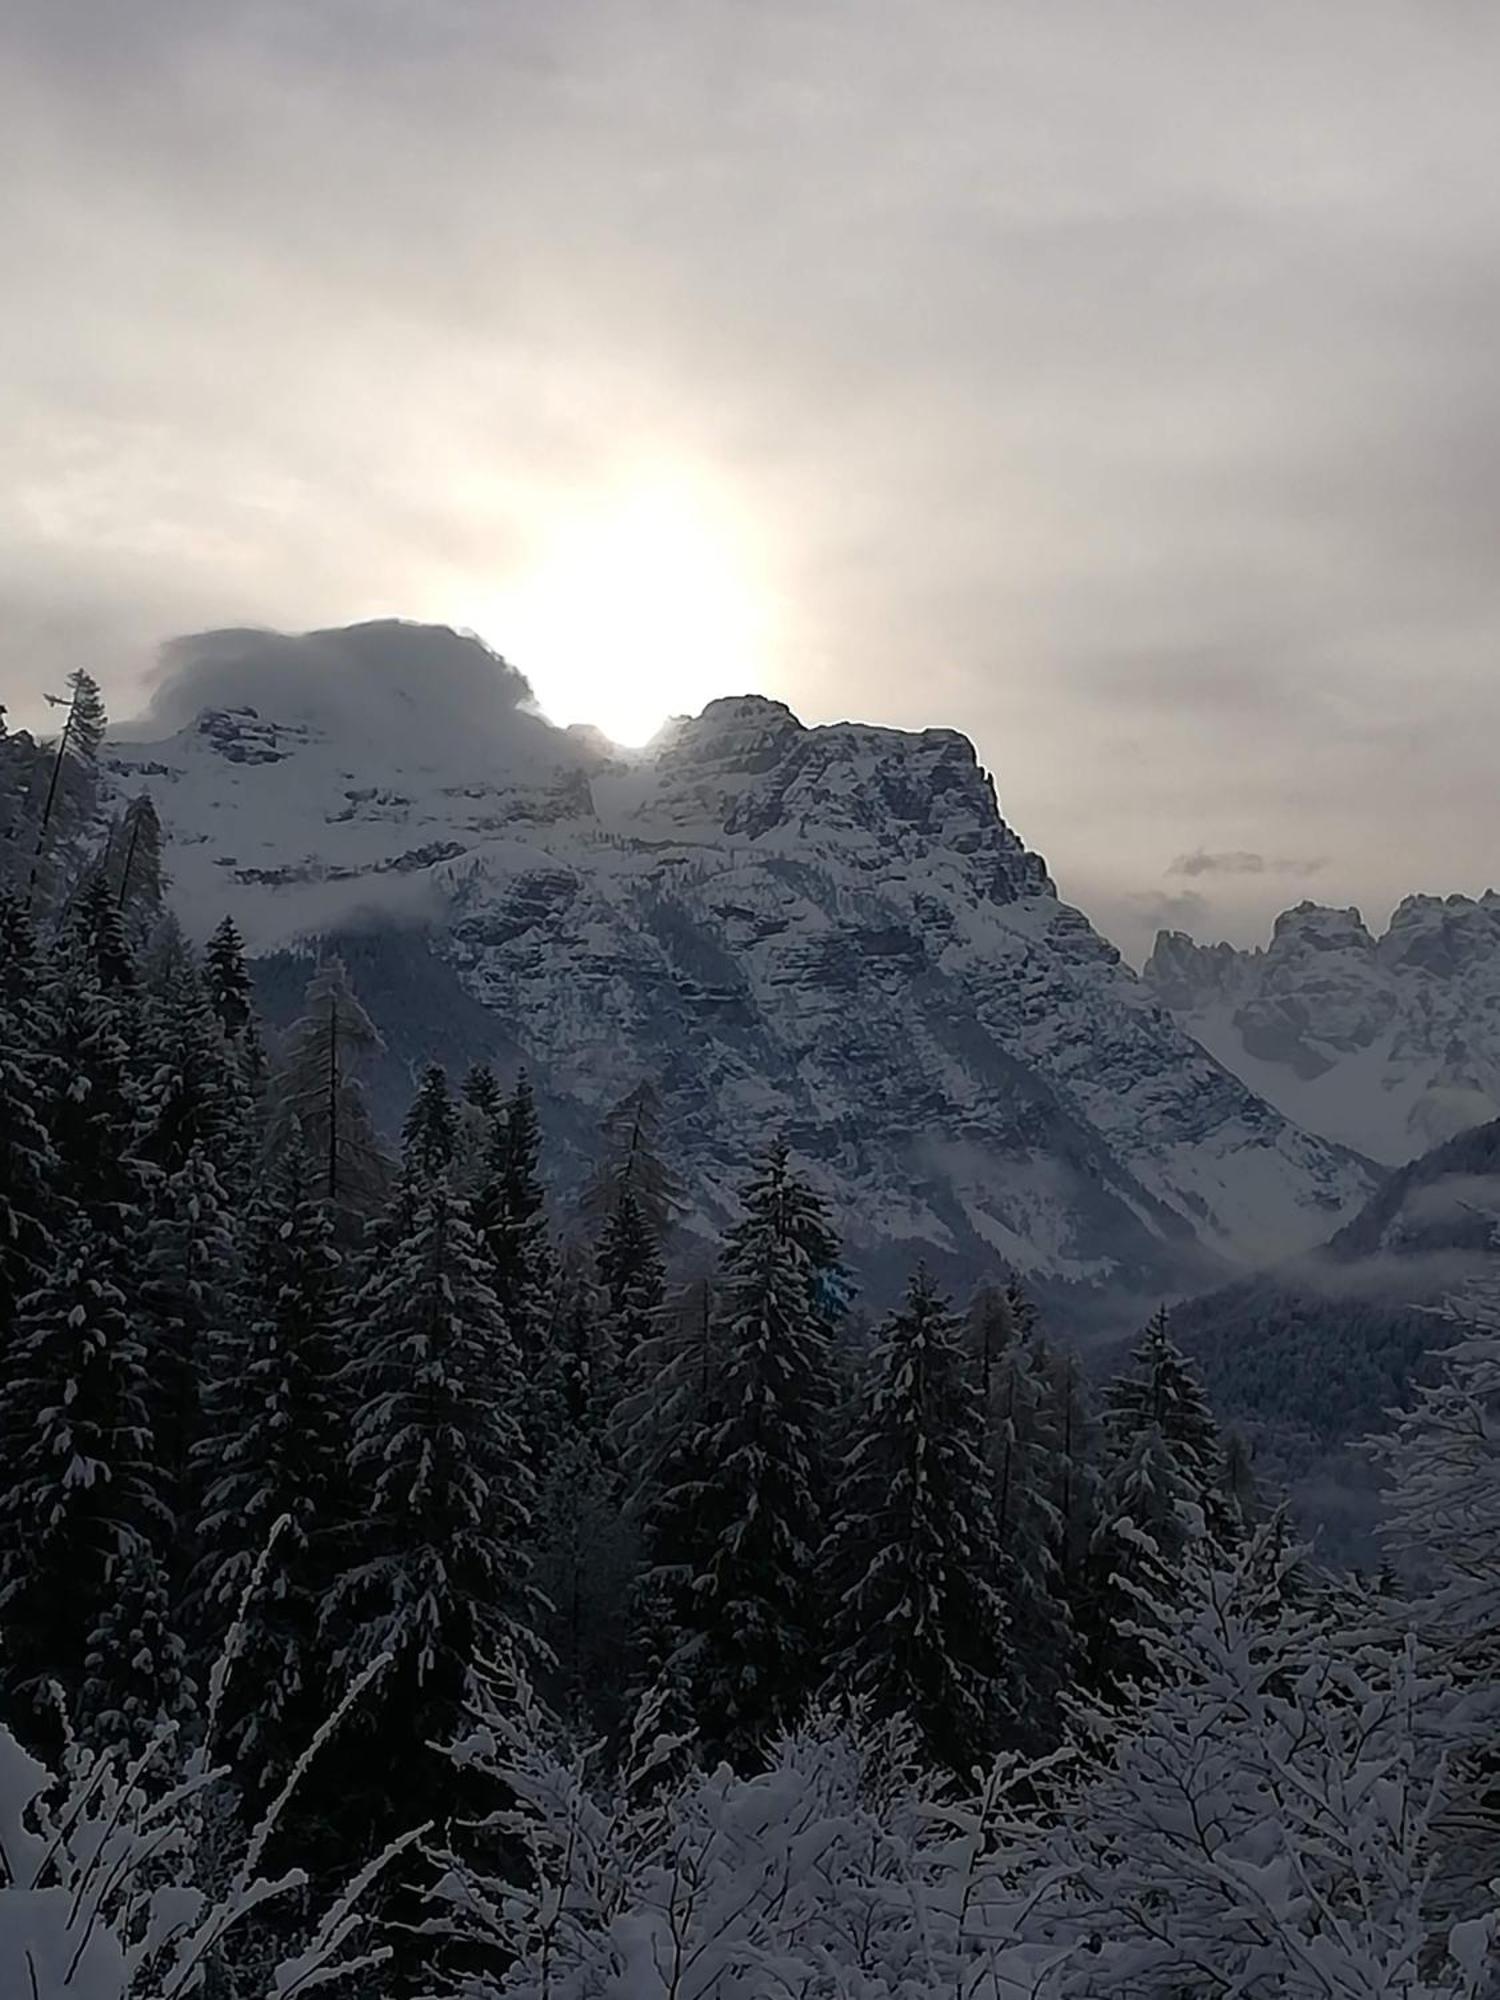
[104,618,1376,1303]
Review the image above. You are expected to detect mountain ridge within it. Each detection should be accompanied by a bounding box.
[1144,892,1500,1166]
[104,620,1379,1314]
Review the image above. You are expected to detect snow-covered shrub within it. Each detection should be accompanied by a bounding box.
[0,1555,422,1999]
[430,1660,1067,1998]
[1042,1537,1499,1998]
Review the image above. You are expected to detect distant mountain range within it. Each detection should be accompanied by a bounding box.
[103,619,1377,1320]
[1144,894,1500,1166]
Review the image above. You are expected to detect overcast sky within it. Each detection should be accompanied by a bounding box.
[5,0,1499,960]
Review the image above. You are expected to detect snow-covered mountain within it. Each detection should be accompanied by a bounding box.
[1144,896,1500,1167]
[105,621,1377,1309]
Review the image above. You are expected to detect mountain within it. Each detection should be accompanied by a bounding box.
[1144,895,1500,1166]
[104,620,1378,1315]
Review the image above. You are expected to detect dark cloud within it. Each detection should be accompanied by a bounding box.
[1169,850,1327,880]
[5,0,1500,957]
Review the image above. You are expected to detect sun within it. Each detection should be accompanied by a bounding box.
[467,478,772,746]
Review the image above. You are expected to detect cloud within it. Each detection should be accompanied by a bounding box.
[1168,850,1328,879]
[5,0,1500,949]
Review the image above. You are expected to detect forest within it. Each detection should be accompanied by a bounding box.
[0,675,1496,1996]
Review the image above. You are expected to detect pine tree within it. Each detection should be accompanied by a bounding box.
[265,956,389,1226]
[595,1181,665,1402]
[643,1144,842,1763]
[42,945,144,1234]
[79,1541,191,1754]
[0,1220,163,1743]
[0,892,61,1335]
[461,1061,504,1119]
[136,936,250,1186]
[401,1062,459,1184]
[204,913,253,1036]
[138,1144,236,1549]
[965,1285,1075,1750]
[322,1174,542,1850]
[67,870,137,993]
[829,1268,1009,1775]
[195,1144,349,1800]
[1081,1306,1228,1697]
[470,1071,553,1363]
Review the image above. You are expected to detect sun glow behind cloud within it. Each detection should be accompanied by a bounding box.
[463,478,773,746]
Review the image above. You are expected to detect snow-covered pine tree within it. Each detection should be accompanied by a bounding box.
[66,870,137,993]
[595,1179,666,1405]
[470,1070,553,1364]
[829,1267,1010,1775]
[643,1144,843,1764]
[264,956,389,1226]
[1078,1306,1232,1698]
[0,1217,165,1745]
[137,1142,236,1565]
[400,1061,458,1184]
[461,1060,504,1119]
[135,930,250,1188]
[202,909,268,1107]
[0,892,61,1336]
[965,1285,1075,1750]
[203,912,253,1036]
[652,1152,852,1760]
[321,1170,543,1858]
[41,933,144,1237]
[194,1142,350,1803]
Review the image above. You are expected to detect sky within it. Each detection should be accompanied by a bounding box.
[5,0,1499,962]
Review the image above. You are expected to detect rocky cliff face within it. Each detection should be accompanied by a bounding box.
[1144,893,1500,1166]
[105,621,1377,1311]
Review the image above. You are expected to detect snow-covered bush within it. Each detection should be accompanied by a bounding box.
[0,1559,422,1999]
[1042,1538,1499,1998]
[430,1660,1067,1998]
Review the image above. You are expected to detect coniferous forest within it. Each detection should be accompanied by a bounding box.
[2,678,1498,1995]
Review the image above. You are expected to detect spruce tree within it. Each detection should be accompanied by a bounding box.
[195,1144,349,1800]
[402,1062,459,1184]
[470,1071,553,1363]
[461,1061,504,1120]
[138,1144,236,1551]
[643,1144,841,1763]
[323,1173,542,1851]
[1082,1306,1228,1696]
[68,870,137,993]
[204,913,254,1035]
[0,1219,163,1742]
[595,1181,665,1402]
[966,1285,1075,1749]
[532,1273,638,1729]
[136,938,249,1186]
[202,911,268,1109]
[0,892,60,1335]
[829,1268,1009,1775]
